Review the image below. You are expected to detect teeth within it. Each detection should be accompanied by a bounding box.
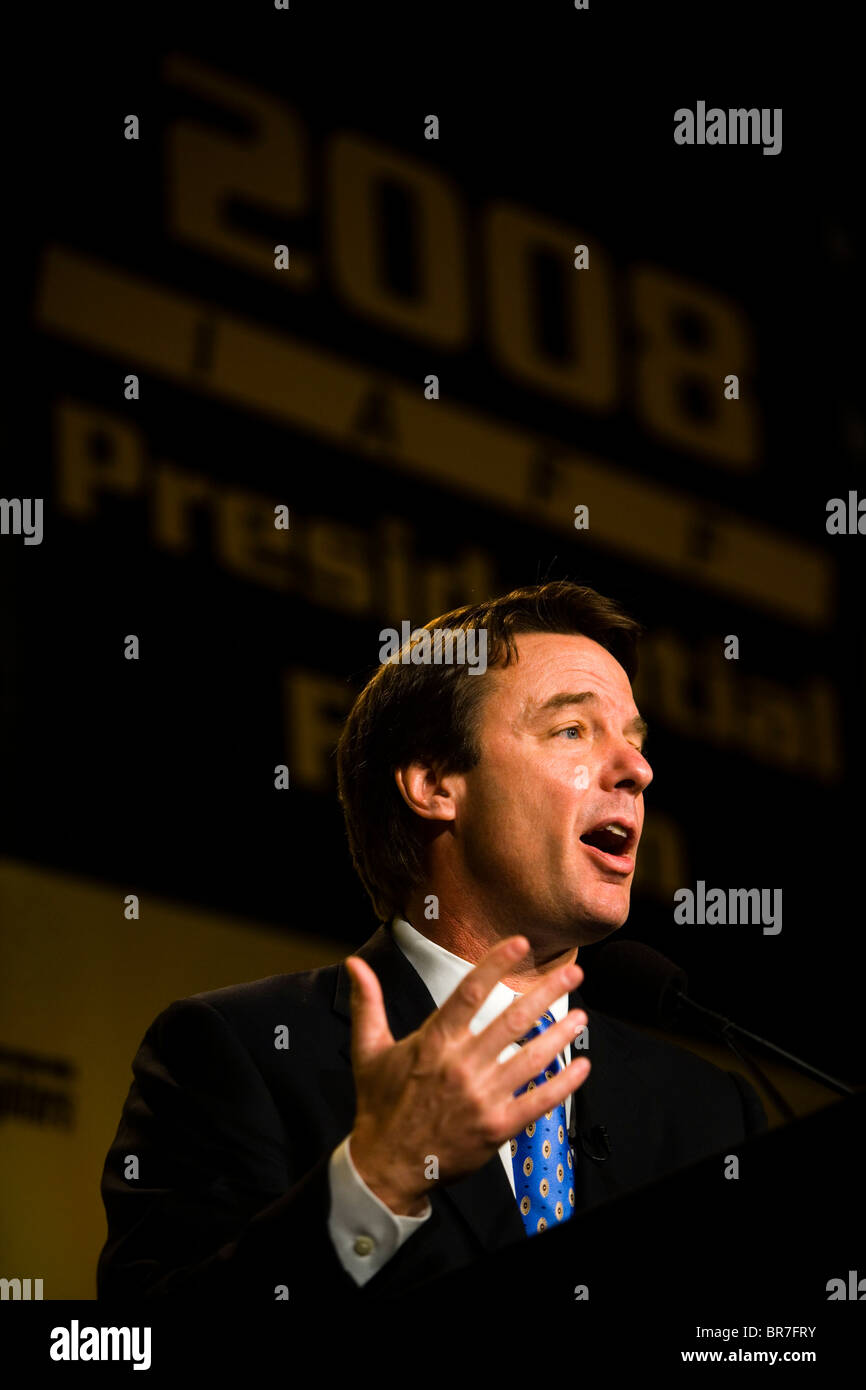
[602,823,627,837]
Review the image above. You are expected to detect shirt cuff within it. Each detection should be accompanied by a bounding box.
[327,1134,433,1287]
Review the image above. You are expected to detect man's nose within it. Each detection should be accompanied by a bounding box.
[605,741,652,792]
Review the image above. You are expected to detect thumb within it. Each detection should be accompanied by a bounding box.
[345,956,393,1063]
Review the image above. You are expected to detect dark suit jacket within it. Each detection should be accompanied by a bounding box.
[97,921,767,1304]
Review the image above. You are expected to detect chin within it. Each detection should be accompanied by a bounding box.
[581,915,623,939]
[574,896,630,936]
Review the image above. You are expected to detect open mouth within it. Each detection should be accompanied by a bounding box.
[579,821,635,872]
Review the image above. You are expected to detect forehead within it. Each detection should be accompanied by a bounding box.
[484,631,636,717]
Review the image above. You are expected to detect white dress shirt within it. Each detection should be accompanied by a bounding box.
[326,915,577,1286]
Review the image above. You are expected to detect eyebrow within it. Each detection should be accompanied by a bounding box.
[528,690,649,745]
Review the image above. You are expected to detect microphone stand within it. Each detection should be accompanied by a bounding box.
[671,990,856,1121]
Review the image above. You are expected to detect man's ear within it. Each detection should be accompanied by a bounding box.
[394,762,461,821]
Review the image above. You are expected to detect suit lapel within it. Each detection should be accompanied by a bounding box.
[568,996,647,1209]
[333,921,437,1045]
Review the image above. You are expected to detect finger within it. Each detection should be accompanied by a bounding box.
[472,960,584,1065]
[493,1010,587,1097]
[345,956,394,1062]
[502,1056,591,1140]
[425,935,530,1043]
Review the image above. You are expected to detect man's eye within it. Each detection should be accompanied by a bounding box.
[557,725,584,738]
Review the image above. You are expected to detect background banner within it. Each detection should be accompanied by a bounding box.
[2,6,862,1328]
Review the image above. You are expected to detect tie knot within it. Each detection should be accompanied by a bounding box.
[518,1010,556,1045]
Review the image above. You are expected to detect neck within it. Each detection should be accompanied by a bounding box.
[399,899,579,992]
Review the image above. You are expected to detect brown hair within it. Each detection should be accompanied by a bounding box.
[336,580,643,921]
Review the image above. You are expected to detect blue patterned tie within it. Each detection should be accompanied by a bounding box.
[510,1009,575,1235]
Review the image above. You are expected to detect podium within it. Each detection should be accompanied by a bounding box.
[3,1093,861,1377]
[382,1090,864,1352]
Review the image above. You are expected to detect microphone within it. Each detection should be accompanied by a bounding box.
[582,940,856,1117]
[566,1104,610,1163]
[565,1028,611,1161]
[566,941,689,1162]
[581,939,687,1029]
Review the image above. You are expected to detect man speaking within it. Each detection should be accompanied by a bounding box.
[97,581,766,1303]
